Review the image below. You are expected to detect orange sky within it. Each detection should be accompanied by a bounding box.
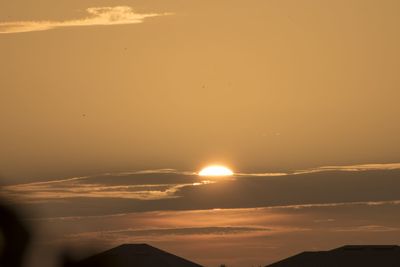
[1,0,400,182]
[1,1,400,267]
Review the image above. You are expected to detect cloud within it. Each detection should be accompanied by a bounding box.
[60,226,291,247]
[30,197,400,267]
[0,168,206,202]
[298,162,400,174]
[37,200,400,248]
[266,200,400,210]
[28,199,400,223]
[0,6,169,34]
[332,225,400,232]
[2,162,400,220]
[3,162,400,208]
[2,178,214,202]
[68,226,271,241]
[237,162,400,177]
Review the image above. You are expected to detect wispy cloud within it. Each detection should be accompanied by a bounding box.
[39,200,400,247]
[2,178,214,202]
[302,162,400,173]
[0,6,169,34]
[332,225,400,232]
[60,226,300,246]
[67,226,271,242]
[1,169,211,202]
[0,168,209,203]
[29,199,400,222]
[237,162,400,177]
[2,162,400,204]
[32,198,400,267]
[266,200,400,210]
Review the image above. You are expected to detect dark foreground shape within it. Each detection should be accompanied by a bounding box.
[0,202,31,267]
[266,245,400,267]
[70,244,203,267]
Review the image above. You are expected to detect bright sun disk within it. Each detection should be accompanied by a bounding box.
[198,165,234,176]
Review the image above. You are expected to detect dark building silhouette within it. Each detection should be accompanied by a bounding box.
[67,244,203,267]
[266,245,400,267]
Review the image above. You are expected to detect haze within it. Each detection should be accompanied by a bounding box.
[1,1,400,267]
[2,0,400,182]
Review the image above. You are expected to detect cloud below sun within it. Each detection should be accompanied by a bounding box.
[0,6,169,34]
[2,162,400,205]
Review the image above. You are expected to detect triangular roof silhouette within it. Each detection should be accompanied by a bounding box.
[74,244,203,267]
[266,245,400,267]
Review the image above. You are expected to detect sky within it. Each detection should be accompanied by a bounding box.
[1,0,400,266]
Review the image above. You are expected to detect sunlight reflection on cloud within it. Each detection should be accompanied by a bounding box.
[0,6,170,34]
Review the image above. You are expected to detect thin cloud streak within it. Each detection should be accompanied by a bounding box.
[332,225,400,232]
[29,199,400,222]
[67,226,271,241]
[267,200,400,210]
[0,6,170,34]
[2,180,214,201]
[5,168,194,187]
[0,168,204,202]
[2,162,400,203]
[236,162,400,177]
[6,162,400,188]
[61,227,297,245]
[33,197,400,267]
[37,200,400,249]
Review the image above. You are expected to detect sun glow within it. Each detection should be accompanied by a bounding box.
[198,165,234,177]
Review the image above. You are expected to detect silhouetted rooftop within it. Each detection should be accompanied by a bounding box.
[73,243,203,267]
[266,245,400,267]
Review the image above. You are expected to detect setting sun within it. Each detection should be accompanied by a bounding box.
[2,1,399,267]
[198,165,234,176]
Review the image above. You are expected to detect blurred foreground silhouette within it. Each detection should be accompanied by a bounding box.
[0,198,203,267]
[0,200,31,267]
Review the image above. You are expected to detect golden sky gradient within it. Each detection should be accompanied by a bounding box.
[1,0,400,182]
[1,1,400,267]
